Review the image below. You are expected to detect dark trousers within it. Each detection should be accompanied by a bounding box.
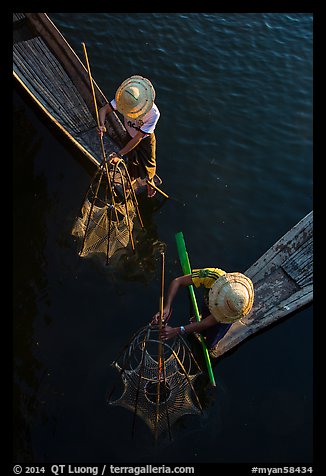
[201,302,232,348]
[127,133,156,181]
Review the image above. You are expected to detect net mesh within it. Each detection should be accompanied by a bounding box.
[109,325,203,438]
[72,162,138,259]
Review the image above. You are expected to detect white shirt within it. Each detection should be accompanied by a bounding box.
[110,99,160,139]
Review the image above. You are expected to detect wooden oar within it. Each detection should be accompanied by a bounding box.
[146,179,186,206]
[146,179,170,199]
[175,231,216,387]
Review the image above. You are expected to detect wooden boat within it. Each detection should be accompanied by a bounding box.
[13,13,313,353]
[13,12,128,167]
[13,12,162,192]
[210,210,313,358]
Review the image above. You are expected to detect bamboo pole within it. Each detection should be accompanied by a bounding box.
[175,232,216,387]
[146,179,170,199]
[118,159,144,229]
[155,251,165,440]
[81,42,119,222]
[116,162,135,253]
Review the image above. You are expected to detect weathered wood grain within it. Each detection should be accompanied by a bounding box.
[210,211,313,358]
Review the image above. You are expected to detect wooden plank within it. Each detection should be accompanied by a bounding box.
[14,46,83,136]
[76,128,119,165]
[13,13,25,22]
[13,12,129,164]
[245,211,313,283]
[282,237,313,287]
[14,70,101,167]
[211,284,313,358]
[13,13,38,43]
[14,37,95,135]
[209,211,313,358]
[24,13,128,148]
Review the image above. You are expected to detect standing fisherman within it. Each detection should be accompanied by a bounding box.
[152,268,254,356]
[97,75,160,198]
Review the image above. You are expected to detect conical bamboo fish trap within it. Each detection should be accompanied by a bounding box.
[108,324,203,439]
[72,158,143,263]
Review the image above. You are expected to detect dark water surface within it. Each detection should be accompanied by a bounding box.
[13,13,313,465]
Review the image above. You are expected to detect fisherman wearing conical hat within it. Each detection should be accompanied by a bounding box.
[98,75,160,198]
[152,268,254,355]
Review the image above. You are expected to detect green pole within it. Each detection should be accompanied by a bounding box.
[175,231,216,387]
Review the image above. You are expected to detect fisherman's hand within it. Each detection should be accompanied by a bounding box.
[97,125,106,138]
[109,152,120,164]
[160,325,180,341]
[151,306,171,325]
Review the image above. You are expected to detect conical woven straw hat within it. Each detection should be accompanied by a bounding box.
[115,75,155,119]
[208,272,254,323]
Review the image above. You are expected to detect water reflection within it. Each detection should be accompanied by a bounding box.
[74,192,167,286]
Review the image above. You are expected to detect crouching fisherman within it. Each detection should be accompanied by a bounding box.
[152,267,254,355]
[97,75,160,198]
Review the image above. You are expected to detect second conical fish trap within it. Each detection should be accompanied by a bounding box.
[108,324,203,439]
[72,159,143,261]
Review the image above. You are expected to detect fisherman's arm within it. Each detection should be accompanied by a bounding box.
[97,103,114,136]
[108,131,146,164]
[152,275,193,323]
[161,314,217,340]
[119,130,146,156]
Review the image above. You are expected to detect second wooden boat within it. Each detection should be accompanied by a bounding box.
[210,210,313,358]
